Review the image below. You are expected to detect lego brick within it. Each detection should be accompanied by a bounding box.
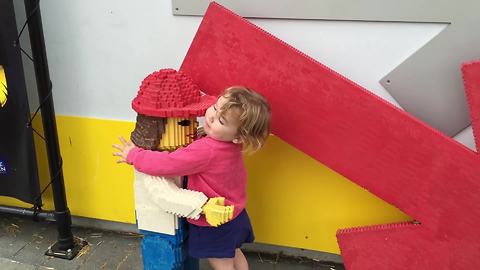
[134,171,178,235]
[132,69,216,118]
[136,171,208,220]
[141,229,194,270]
[142,235,183,270]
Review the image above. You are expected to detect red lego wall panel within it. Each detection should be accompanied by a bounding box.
[180,3,480,269]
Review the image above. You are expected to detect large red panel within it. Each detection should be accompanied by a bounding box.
[180,3,480,269]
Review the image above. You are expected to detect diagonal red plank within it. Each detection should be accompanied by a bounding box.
[180,3,480,269]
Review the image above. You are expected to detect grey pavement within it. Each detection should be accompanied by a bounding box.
[0,213,344,270]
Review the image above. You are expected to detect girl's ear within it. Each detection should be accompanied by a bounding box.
[232,137,242,144]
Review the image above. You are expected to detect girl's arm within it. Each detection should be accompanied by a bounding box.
[114,136,213,177]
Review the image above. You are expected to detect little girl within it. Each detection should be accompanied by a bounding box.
[113,86,271,270]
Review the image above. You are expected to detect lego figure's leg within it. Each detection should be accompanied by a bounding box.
[180,218,199,270]
[141,230,182,270]
[184,256,200,270]
[141,220,198,270]
[180,176,199,270]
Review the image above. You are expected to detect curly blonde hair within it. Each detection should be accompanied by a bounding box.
[218,86,271,153]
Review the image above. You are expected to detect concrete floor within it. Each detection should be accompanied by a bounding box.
[0,213,344,270]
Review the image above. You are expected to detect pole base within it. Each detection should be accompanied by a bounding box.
[45,236,88,260]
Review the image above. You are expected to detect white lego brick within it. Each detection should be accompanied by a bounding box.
[160,187,207,218]
[134,170,177,235]
[138,172,208,219]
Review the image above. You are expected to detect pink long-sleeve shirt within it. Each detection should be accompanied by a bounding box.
[127,136,247,227]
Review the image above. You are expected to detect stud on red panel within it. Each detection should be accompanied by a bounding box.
[180,2,480,269]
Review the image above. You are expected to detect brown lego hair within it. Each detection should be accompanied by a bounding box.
[218,86,271,153]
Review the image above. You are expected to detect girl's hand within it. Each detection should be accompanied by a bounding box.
[112,136,135,163]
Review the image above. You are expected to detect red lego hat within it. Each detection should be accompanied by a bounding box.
[132,69,216,117]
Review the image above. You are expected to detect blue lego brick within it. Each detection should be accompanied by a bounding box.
[139,224,187,244]
[140,229,181,243]
[142,236,177,270]
[142,233,187,270]
[139,219,199,270]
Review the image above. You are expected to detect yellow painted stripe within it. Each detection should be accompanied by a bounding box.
[245,135,410,254]
[0,115,136,223]
[0,115,410,254]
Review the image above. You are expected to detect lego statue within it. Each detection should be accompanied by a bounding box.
[128,69,233,269]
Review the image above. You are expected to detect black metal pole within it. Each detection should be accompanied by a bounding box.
[23,0,85,259]
[0,205,55,220]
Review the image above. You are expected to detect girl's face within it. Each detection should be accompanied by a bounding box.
[204,96,242,143]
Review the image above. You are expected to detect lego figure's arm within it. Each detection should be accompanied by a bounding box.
[116,137,233,225]
[137,171,234,225]
[136,171,207,219]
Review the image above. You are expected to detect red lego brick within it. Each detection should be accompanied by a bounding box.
[132,69,216,118]
[180,3,480,269]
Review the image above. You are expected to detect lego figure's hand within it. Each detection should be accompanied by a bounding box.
[202,197,234,227]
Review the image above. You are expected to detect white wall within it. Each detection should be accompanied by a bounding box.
[27,1,473,148]
[36,1,200,121]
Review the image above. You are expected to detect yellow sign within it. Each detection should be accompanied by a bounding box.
[0,66,7,107]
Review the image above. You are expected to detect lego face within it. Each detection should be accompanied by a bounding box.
[130,115,198,151]
[157,117,198,151]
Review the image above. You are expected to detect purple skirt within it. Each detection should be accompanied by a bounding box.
[187,209,254,258]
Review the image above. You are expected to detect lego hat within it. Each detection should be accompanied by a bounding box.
[132,69,216,117]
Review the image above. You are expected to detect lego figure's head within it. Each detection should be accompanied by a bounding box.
[130,69,215,151]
